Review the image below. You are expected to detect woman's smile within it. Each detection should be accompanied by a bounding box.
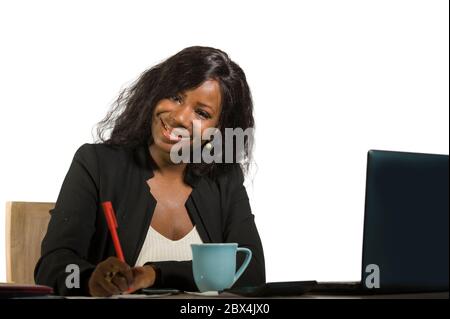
[159,117,190,144]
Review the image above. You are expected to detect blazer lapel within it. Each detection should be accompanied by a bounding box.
[117,144,156,265]
[119,177,156,266]
[190,178,223,243]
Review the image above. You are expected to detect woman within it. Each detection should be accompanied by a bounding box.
[34,46,265,296]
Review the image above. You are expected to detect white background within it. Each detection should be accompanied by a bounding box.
[0,0,448,283]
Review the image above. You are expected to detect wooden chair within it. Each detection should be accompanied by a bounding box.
[5,201,54,284]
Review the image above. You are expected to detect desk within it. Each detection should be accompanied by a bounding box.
[55,291,448,299]
[163,291,449,299]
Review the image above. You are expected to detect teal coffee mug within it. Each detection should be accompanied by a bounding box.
[191,243,252,292]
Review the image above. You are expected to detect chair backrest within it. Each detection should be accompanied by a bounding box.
[5,201,54,284]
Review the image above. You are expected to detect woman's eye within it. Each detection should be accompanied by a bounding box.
[170,95,182,103]
[196,109,211,119]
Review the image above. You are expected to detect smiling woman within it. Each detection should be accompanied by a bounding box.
[97,46,254,177]
[34,46,265,297]
[152,80,222,154]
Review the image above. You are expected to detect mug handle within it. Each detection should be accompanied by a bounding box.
[233,247,252,285]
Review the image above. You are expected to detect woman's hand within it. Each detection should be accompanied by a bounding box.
[125,265,157,294]
[88,256,133,296]
[88,257,156,296]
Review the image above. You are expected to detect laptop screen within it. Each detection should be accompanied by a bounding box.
[361,150,449,292]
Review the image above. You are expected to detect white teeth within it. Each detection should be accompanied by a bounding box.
[161,119,169,130]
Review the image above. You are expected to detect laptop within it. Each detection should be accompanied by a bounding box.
[311,150,449,294]
[226,150,448,297]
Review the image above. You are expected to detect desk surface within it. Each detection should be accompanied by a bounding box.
[56,291,449,299]
[163,292,449,299]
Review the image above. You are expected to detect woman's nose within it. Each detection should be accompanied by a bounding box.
[169,104,192,130]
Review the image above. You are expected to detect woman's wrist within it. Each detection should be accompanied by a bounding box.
[143,265,157,287]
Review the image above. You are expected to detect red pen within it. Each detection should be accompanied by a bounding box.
[101,201,125,262]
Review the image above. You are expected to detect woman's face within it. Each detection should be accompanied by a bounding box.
[151,79,222,155]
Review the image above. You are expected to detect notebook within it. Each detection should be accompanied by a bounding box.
[0,283,54,299]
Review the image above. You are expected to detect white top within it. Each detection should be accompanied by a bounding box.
[134,225,203,266]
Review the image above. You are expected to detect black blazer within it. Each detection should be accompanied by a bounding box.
[34,143,265,295]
